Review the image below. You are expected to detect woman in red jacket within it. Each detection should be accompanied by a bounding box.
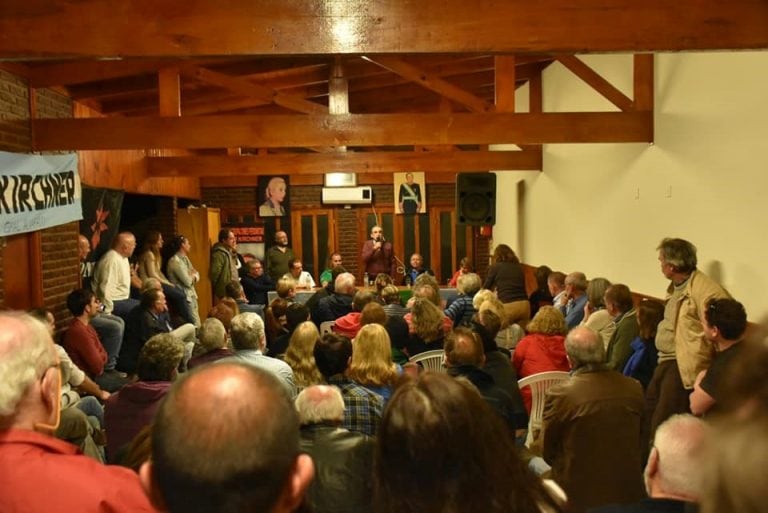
[513,306,570,413]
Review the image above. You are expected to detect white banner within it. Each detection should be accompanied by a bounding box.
[0,151,82,236]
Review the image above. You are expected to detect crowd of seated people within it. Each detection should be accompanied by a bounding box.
[3,236,766,513]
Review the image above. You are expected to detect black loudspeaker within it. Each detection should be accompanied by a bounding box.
[456,173,496,225]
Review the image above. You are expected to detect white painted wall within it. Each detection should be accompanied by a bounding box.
[492,52,768,318]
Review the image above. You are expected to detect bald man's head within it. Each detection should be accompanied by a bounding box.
[147,363,311,513]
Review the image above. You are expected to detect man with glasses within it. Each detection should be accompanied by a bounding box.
[0,312,154,513]
[242,258,274,305]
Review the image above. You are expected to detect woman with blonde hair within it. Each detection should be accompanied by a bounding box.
[513,306,570,413]
[348,323,399,402]
[405,298,446,357]
[284,321,323,389]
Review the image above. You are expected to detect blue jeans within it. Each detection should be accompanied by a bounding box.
[111,298,140,321]
[77,395,105,427]
[90,313,124,371]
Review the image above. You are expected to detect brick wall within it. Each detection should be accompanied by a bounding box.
[0,68,81,323]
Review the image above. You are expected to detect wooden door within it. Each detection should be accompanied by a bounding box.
[177,207,220,318]
[2,231,43,309]
[290,209,337,284]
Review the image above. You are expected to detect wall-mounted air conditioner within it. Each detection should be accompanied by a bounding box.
[321,186,373,205]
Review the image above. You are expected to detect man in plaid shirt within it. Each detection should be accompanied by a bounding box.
[314,333,383,436]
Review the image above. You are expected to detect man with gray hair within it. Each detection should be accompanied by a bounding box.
[539,326,645,513]
[314,272,356,325]
[0,312,154,512]
[296,385,374,513]
[593,414,705,513]
[219,312,296,397]
[188,317,232,369]
[558,271,588,329]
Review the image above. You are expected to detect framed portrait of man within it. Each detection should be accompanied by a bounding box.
[258,175,290,217]
[394,172,426,214]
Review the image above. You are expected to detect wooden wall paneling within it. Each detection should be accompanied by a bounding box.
[2,231,43,309]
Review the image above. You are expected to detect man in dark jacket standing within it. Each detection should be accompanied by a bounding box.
[210,229,239,300]
[295,385,374,513]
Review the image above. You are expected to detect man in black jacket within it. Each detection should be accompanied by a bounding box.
[295,385,374,513]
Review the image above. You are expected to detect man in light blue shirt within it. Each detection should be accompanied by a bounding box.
[219,312,296,398]
[560,272,588,330]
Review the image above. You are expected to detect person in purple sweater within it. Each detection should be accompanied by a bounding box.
[105,332,184,463]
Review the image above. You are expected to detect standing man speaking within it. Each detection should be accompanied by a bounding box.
[361,225,396,284]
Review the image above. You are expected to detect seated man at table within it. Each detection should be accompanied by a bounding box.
[283,258,316,290]
[405,253,434,286]
[241,258,274,305]
[319,252,343,288]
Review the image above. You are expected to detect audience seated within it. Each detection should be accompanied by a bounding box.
[622,299,664,390]
[593,414,706,513]
[374,372,564,513]
[188,317,232,369]
[283,321,324,389]
[105,332,183,463]
[92,231,142,320]
[240,258,274,306]
[448,256,472,288]
[404,298,447,357]
[472,309,527,434]
[373,272,394,303]
[444,272,481,328]
[207,300,236,333]
[270,302,310,357]
[579,277,615,350]
[528,264,554,318]
[0,312,154,513]
[224,280,265,318]
[445,327,527,432]
[547,271,566,310]
[539,326,645,513]
[333,290,376,339]
[359,302,387,329]
[265,297,290,349]
[313,333,383,435]
[140,363,313,513]
[347,324,399,403]
[62,288,128,392]
[136,230,196,327]
[381,285,408,319]
[314,272,356,325]
[604,284,640,371]
[513,306,569,413]
[296,385,374,513]
[559,272,589,330]
[219,312,296,398]
[276,276,297,302]
[306,265,346,318]
[119,288,196,376]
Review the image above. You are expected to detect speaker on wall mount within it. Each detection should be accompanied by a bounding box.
[456,173,496,226]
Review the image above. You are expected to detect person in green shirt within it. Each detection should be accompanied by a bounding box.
[319,252,343,288]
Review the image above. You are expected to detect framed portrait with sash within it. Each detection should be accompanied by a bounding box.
[394,172,426,214]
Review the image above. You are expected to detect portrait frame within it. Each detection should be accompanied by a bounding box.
[394,171,426,214]
[257,175,290,218]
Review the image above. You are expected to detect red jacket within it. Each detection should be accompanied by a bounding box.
[62,318,107,377]
[0,429,156,513]
[513,333,569,413]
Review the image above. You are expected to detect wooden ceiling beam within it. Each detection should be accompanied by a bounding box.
[181,66,328,115]
[32,111,652,150]
[1,0,766,58]
[147,149,540,177]
[556,55,634,111]
[363,56,493,113]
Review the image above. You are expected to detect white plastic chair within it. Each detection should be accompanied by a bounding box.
[409,349,446,373]
[518,370,571,447]
[319,321,336,336]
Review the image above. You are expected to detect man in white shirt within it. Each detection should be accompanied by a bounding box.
[284,258,316,290]
[93,232,142,320]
